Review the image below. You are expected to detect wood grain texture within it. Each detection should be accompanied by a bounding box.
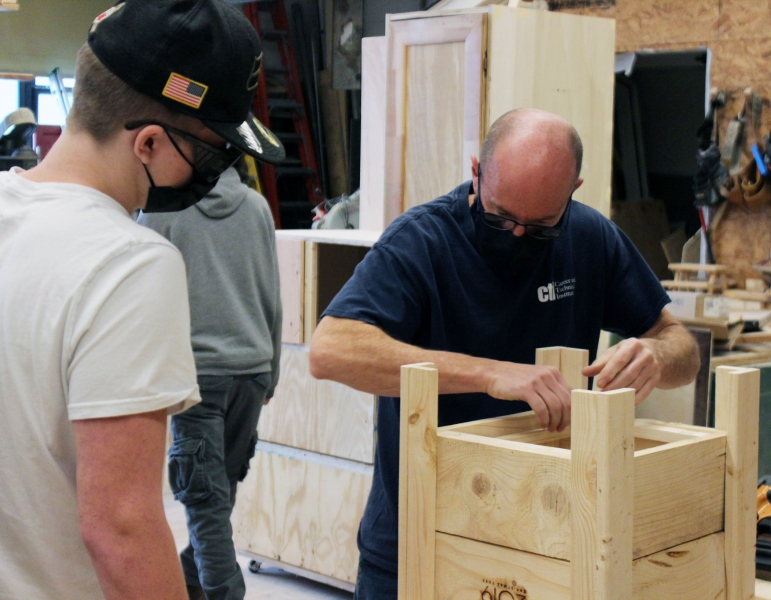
[632,434,726,558]
[616,0,719,48]
[398,364,438,600]
[718,0,771,41]
[535,346,589,390]
[434,530,727,600]
[711,203,771,291]
[571,388,635,600]
[231,450,372,584]
[487,6,615,218]
[359,36,387,232]
[258,346,377,463]
[403,42,465,213]
[384,13,486,227]
[276,238,304,344]
[715,366,760,600]
[436,430,572,559]
[303,240,318,345]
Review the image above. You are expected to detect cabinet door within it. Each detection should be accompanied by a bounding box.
[384,13,486,226]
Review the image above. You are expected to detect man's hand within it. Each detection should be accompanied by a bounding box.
[485,362,573,432]
[582,338,660,404]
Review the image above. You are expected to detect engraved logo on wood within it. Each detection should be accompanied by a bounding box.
[480,578,528,600]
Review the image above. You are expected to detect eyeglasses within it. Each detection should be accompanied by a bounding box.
[125,120,243,183]
[476,166,570,240]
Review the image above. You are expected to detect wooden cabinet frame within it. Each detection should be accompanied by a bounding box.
[384,13,486,226]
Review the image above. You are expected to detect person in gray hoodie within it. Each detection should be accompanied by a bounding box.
[137,164,282,600]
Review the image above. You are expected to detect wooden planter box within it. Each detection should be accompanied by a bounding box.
[399,348,760,600]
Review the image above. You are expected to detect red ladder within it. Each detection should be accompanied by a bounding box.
[244,0,322,229]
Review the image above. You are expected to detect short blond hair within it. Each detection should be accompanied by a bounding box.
[68,44,186,142]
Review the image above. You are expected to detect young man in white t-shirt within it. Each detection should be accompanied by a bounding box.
[0,2,284,599]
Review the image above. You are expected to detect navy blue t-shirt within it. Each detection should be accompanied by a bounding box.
[322,181,669,573]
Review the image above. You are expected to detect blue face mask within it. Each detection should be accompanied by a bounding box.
[471,197,550,279]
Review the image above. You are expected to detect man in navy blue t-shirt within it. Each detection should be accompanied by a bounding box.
[309,109,699,600]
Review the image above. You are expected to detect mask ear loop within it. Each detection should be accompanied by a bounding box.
[163,129,196,170]
[142,163,157,187]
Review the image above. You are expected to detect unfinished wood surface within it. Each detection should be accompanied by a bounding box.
[384,13,485,226]
[487,6,615,217]
[303,242,370,344]
[276,238,304,344]
[398,363,439,600]
[359,36,387,232]
[535,346,589,390]
[275,228,380,246]
[440,410,542,437]
[231,450,371,584]
[435,530,726,600]
[303,240,318,345]
[715,366,760,600]
[711,203,771,288]
[571,388,634,600]
[632,433,726,558]
[436,430,572,559]
[615,0,718,51]
[258,346,377,463]
[403,41,465,213]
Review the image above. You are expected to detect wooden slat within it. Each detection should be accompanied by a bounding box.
[259,346,377,463]
[535,346,589,390]
[276,238,304,344]
[359,36,387,232]
[439,409,542,437]
[715,366,760,600]
[435,530,727,600]
[632,434,726,559]
[571,388,634,600]
[384,13,485,226]
[231,449,371,584]
[398,363,438,600]
[436,430,572,559]
[487,6,615,218]
[303,240,318,345]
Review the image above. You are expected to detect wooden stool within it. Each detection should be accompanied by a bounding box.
[398,347,759,600]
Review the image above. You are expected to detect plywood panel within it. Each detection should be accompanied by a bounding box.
[232,450,371,584]
[276,238,304,345]
[359,36,387,232]
[615,0,718,49]
[435,530,726,600]
[384,13,486,226]
[403,42,465,212]
[487,7,615,218]
[259,346,377,463]
[718,0,771,41]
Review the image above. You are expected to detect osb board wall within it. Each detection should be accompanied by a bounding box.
[552,0,771,137]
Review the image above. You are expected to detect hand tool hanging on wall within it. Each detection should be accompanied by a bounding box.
[739,88,771,209]
[722,95,747,176]
[693,88,727,207]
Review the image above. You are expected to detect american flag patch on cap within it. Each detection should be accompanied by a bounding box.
[162,73,209,109]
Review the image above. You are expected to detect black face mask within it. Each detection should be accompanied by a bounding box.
[471,197,551,279]
[141,164,218,213]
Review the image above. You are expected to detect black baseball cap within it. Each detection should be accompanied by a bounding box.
[88,0,285,165]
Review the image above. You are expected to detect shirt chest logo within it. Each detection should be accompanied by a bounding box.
[537,278,575,303]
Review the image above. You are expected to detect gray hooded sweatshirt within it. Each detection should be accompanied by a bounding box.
[137,167,282,396]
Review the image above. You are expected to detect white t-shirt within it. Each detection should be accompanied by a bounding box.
[0,169,200,600]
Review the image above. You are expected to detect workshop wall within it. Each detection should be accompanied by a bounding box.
[552,0,771,135]
[0,0,109,77]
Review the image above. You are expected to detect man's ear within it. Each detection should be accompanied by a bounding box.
[132,125,165,166]
[573,177,584,193]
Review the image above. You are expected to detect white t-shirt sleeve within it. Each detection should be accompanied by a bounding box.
[66,241,200,420]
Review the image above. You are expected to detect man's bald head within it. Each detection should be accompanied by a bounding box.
[479,109,583,182]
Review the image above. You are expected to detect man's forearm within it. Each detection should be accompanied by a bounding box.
[645,321,700,389]
[309,316,494,397]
